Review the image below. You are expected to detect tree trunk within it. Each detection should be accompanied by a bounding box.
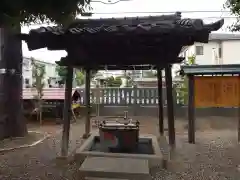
[0,25,27,139]
[39,103,43,125]
[39,111,42,125]
[0,29,9,139]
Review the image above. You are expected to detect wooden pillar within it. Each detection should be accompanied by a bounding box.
[83,68,91,138]
[157,66,164,135]
[165,65,175,147]
[188,75,195,144]
[61,66,73,157]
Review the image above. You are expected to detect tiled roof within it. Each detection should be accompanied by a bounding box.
[20,12,224,52]
[27,15,223,36]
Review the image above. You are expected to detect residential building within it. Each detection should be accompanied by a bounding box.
[181,33,240,65]
[22,57,58,88]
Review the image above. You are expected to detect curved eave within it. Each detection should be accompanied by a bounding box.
[20,18,224,51]
[55,57,185,68]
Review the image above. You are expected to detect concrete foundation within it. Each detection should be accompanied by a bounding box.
[75,132,164,168]
[79,157,151,180]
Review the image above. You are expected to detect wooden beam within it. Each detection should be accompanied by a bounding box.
[165,65,175,147]
[73,65,158,70]
[61,66,73,157]
[94,65,158,70]
[57,57,184,68]
[157,67,164,135]
[188,75,195,144]
[83,68,91,139]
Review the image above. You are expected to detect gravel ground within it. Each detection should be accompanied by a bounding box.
[0,117,240,180]
[152,131,240,180]
[0,121,86,180]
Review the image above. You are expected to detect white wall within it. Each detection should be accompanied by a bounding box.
[22,58,32,87]
[221,41,240,64]
[184,42,220,65]
[22,58,58,88]
[42,63,57,84]
[183,40,240,65]
[195,42,221,65]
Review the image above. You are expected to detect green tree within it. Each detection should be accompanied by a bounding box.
[56,65,68,83]
[56,66,97,85]
[0,0,91,138]
[225,0,240,31]
[106,76,122,87]
[75,70,85,86]
[176,55,196,105]
[31,58,46,125]
[143,70,157,78]
[122,71,133,87]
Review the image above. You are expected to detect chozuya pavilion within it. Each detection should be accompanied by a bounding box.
[20,12,224,157]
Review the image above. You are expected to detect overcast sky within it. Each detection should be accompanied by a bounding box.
[22,0,235,63]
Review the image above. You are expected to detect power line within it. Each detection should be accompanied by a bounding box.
[84,16,237,19]
[24,16,238,26]
[89,10,232,14]
[202,16,237,19]
[80,10,238,19]
[91,0,132,4]
[23,10,238,26]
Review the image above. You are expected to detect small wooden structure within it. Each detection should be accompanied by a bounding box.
[181,64,240,143]
[20,12,223,156]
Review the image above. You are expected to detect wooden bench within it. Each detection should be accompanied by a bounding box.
[78,157,151,180]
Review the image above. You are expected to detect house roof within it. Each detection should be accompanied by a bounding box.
[23,88,78,100]
[181,64,240,75]
[209,33,240,41]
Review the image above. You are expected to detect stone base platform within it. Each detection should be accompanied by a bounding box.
[79,157,151,180]
[75,132,167,169]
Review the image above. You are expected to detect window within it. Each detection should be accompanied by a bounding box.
[195,46,204,55]
[23,59,30,71]
[218,47,222,58]
[25,78,29,85]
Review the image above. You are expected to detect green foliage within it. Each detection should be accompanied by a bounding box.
[31,58,46,124]
[114,77,122,87]
[143,70,157,77]
[106,76,122,87]
[0,0,91,26]
[225,0,240,31]
[122,71,133,87]
[31,58,45,98]
[56,66,97,85]
[187,55,196,65]
[75,70,85,86]
[56,65,68,82]
[176,55,196,105]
